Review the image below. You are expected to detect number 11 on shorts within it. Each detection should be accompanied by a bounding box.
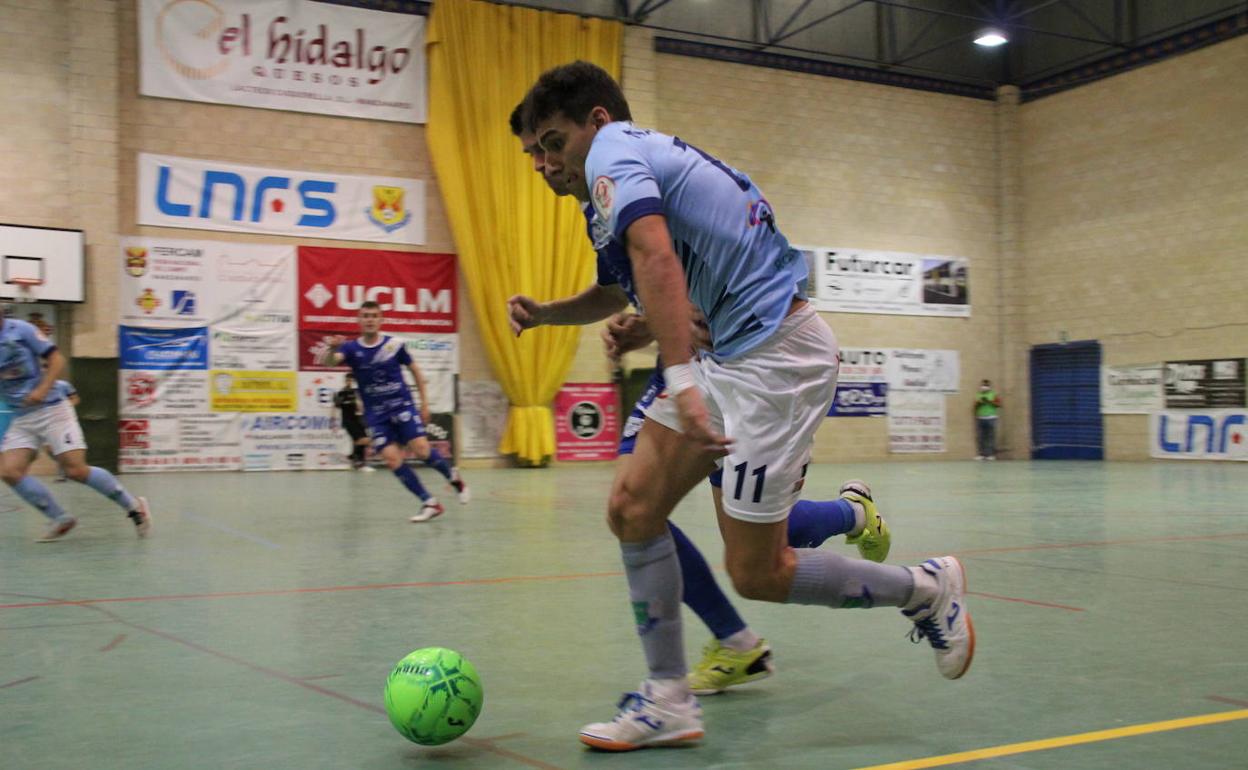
[730,461,767,504]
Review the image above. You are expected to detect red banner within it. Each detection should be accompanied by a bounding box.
[555,384,620,461]
[298,247,456,334]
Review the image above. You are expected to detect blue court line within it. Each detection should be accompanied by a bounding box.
[177,511,281,550]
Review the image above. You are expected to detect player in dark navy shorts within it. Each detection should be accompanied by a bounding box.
[319,301,468,522]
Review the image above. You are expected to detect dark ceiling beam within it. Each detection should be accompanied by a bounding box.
[752,0,771,44]
[769,0,820,42]
[767,0,868,46]
[872,0,1130,49]
[891,29,980,66]
[893,12,944,63]
[1060,0,1116,43]
[1010,0,1065,20]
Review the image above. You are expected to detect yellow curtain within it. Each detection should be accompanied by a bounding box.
[426,0,622,466]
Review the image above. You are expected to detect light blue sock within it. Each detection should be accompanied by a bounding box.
[83,467,138,512]
[13,476,69,522]
[424,448,454,481]
[394,465,431,501]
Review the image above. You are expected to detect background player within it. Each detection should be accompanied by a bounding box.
[525,62,974,750]
[318,302,468,522]
[0,318,150,541]
[335,373,374,472]
[507,103,889,696]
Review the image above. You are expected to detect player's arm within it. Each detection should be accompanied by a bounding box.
[28,349,66,406]
[625,215,730,453]
[314,335,348,366]
[507,283,628,336]
[406,361,432,423]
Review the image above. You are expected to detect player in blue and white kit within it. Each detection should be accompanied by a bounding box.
[319,301,468,522]
[0,318,151,541]
[525,62,974,750]
[507,103,888,697]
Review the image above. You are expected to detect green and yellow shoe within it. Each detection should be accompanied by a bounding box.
[841,479,891,563]
[687,638,774,696]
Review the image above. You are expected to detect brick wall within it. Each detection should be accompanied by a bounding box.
[1018,36,1248,459]
[650,51,1003,462]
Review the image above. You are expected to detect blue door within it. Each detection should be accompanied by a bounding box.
[1030,341,1103,460]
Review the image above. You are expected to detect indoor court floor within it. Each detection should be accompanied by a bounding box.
[3,460,1246,769]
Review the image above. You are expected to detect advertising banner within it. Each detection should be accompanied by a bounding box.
[240,412,349,471]
[297,246,455,332]
[119,369,209,416]
[1101,364,1164,414]
[119,416,242,472]
[458,380,509,458]
[138,0,427,123]
[209,370,297,412]
[555,384,620,461]
[1164,359,1246,409]
[888,392,946,453]
[828,383,888,417]
[119,326,209,371]
[138,153,425,245]
[837,348,890,384]
[1150,410,1248,461]
[121,242,214,326]
[812,248,970,317]
[886,349,960,393]
[210,325,296,371]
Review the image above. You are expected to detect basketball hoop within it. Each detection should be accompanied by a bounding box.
[9,277,43,303]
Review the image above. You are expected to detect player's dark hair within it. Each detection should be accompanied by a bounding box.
[525,61,631,131]
[508,101,526,137]
[360,301,382,312]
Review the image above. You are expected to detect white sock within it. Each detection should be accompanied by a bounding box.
[646,676,692,703]
[847,500,866,537]
[903,565,940,611]
[719,628,761,652]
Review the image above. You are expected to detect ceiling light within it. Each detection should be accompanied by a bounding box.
[974,29,1008,47]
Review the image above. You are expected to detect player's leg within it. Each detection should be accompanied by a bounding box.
[372,414,439,520]
[579,419,711,751]
[2,442,75,541]
[53,403,151,537]
[711,308,973,679]
[406,414,469,504]
[1,410,77,541]
[638,384,774,695]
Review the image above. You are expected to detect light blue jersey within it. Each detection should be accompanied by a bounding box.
[54,380,77,401]
[586,122,807,359]
[0,319,62,415]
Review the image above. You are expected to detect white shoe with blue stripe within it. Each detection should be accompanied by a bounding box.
[579,681,704,751]
[902,556,976,679]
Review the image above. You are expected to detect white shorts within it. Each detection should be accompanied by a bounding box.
[698,305,839,523]
[1,400,87,456]
[640,388,682,434]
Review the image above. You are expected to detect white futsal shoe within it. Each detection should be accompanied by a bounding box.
[579,681,704,751]
[449,467,470,504]
[902,556,976,679]
[410,498,444,523]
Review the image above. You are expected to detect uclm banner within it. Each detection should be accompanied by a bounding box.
[297,246,456,335]
[139,0,427,123]
[138,153,425,245]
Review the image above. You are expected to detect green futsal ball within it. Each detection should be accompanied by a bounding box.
[384,647,483,745]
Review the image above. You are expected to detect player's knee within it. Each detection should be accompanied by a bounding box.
[0,468,24,486]
[64,465,90,483]
[725,559,786,602]
[383,455,403,471]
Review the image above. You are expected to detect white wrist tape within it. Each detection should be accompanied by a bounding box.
[663,362,696,396]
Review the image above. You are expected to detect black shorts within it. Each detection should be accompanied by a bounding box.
[343,416,367,441]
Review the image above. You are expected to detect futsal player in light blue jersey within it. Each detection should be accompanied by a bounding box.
[525,62,975,750]
[318,301,469,523]
[507,105,889,697]
[0,317,151,541]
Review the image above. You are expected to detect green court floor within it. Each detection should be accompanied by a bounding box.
[2,461,1246,769]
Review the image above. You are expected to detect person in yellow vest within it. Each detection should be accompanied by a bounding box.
[974,379,1002,460]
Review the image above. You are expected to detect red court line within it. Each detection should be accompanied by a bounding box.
[1209,695,1248,708]
[948,531,1248,557]
[99,633,127,653]
[966,591,1084,612]
[0,675,40,689]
